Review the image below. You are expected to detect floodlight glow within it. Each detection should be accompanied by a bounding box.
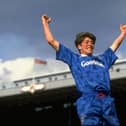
[21,83,45,94]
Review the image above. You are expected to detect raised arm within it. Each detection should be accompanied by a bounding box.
[41,14,59,51]
[110,24,126,52]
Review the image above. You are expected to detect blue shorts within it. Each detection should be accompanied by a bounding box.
[76,93,120,126]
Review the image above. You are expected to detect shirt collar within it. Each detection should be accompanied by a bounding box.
[80,54,88,57]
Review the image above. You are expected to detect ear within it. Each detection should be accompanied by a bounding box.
[77,44,82,50]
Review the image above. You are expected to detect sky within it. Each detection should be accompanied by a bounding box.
[0,0,126,82]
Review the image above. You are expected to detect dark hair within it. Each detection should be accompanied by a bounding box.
[74,32,96,47]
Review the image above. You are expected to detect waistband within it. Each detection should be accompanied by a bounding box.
[81,90,110,97]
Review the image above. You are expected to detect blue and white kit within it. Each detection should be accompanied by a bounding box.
[56,43,120,126]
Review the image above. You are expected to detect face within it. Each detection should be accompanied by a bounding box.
[77,37,95,55]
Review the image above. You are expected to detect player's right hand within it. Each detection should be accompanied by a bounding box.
[41,14,52,24]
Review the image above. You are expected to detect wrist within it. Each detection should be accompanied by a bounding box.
[120,32,126,37]
[42,20,49,25]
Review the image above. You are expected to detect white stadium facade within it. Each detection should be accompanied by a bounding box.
[0,59,126,125]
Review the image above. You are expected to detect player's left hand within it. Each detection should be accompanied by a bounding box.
[120,24,126,35]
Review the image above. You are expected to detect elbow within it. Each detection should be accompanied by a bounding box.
[46,38,55,45]
[46,38,59,50]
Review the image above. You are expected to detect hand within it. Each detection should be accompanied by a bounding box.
[41,14,52,24]
[120,24,126,35]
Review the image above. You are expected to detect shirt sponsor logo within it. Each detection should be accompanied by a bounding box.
[81,60,105,68]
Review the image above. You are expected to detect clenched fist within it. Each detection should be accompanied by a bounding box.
[41,14,52,24]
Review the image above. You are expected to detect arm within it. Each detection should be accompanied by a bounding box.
[41,14,59,51]
[110,24,126,52]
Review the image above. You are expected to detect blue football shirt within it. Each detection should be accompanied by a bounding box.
[56,44,118,94]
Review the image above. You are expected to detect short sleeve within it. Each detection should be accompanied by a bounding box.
[99,48,118,69]
[56,43,74,66]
